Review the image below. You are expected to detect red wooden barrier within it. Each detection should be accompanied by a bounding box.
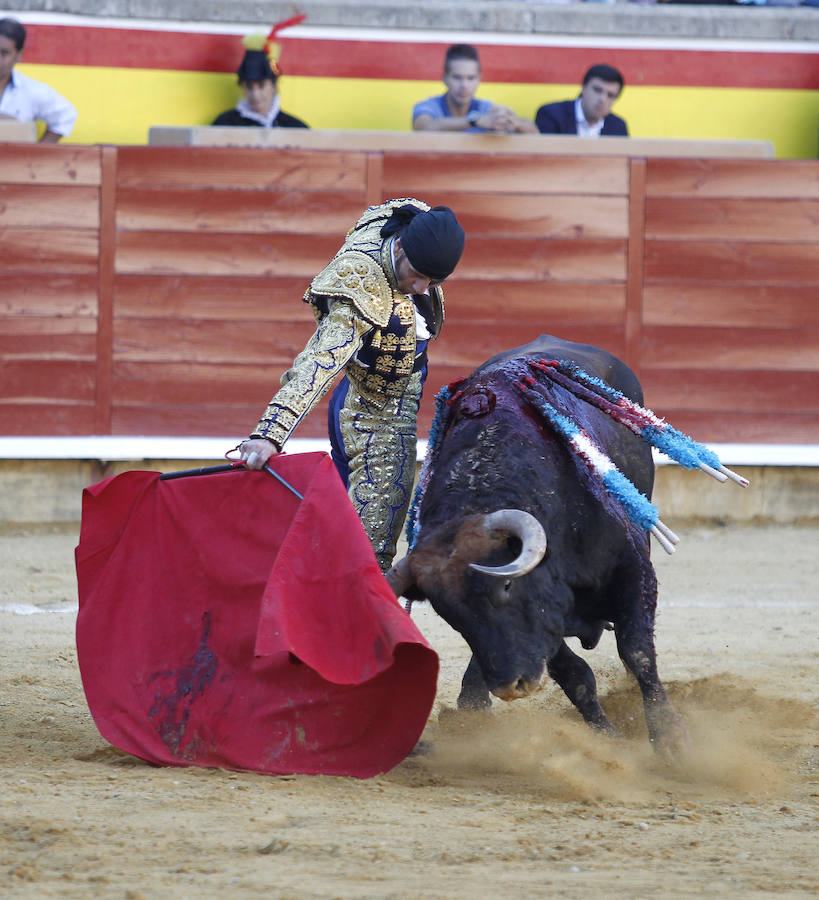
[1,146,817,444]
[641,158,819,444]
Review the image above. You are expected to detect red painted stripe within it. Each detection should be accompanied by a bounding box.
[26,26,241,74]
[23,24,819,90]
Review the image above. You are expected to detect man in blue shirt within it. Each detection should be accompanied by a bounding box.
[413,44,536,135]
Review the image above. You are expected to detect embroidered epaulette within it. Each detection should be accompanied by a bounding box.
[346,198,431,243]
[309,250,393,328]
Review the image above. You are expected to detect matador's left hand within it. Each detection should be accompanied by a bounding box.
[239,438,278,470]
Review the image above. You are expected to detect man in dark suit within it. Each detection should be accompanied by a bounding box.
[536,64,628,137]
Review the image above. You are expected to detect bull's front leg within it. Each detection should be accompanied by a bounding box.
[457,653,492,710]
[547,641,617,734]
[613,558,689,757]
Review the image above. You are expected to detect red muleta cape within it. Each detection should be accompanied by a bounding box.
[75,452,438,778]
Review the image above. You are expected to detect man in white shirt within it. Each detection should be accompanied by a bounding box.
[0,18,77,142]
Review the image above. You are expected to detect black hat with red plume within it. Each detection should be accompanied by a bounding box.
[236,14,306,84]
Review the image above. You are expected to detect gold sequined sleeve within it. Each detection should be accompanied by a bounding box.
[253,299,372,450]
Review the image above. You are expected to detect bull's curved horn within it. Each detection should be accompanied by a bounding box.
[385,556,414,598]
[469,509,547,578]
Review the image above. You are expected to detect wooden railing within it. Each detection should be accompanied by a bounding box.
[1,141,817,444]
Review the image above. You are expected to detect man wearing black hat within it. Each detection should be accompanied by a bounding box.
[212,47,308,129]
[237,199,465,572]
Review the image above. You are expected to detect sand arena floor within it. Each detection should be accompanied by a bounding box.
[1,522,817,898]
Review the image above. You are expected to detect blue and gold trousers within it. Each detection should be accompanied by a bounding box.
[328,368,426,573]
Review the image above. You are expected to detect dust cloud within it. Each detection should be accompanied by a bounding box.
[423,675,809,804]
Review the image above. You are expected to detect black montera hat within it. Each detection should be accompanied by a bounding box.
[236,15,306,84]
[398,206,465,282]
[237,49,278,83]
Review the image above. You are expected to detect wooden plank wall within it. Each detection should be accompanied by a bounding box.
[642,159,819,443]
[0,147,103,434]
[1,146,817,444]
[111,147,374,437]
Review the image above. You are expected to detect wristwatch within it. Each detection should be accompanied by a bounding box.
[466,110,481,127]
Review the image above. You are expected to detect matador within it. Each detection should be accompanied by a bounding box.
[237,199,465,572]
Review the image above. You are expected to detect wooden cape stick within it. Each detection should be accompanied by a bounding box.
[159,462,304,501]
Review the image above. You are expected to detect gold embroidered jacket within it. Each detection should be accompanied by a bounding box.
[254,199,446,449]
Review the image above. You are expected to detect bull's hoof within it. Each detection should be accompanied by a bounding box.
[589,716,620,738]
[647,707,691,761]
[456,691,492,711]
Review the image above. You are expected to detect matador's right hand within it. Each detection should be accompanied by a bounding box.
[239,437,279,470]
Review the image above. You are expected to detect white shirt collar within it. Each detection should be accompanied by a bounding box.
[575,97,604,138]
[235,94,281,127]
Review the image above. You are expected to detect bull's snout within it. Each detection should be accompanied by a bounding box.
[491,675,543,702]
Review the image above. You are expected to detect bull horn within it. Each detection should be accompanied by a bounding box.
[385,556,414,598]
[469,509,547,578]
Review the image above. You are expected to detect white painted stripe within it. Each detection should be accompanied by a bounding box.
[0,603,77,615]
[659,600,817,609]
[0,435,331,460]
[8,10,266,35]
[0,437,817,465]
[7,11,817,54]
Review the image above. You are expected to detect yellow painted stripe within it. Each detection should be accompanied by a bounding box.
[21,64,819,159]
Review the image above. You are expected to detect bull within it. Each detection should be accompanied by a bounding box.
[387,335,689,754]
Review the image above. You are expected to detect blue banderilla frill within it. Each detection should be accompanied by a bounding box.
[515,376,680,553]
[527,359,749,487]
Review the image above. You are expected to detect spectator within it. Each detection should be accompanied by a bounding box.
[535,64,628,137]
[235,199,465,573]
[212,34,308,129]
[413,44,537,135]
[0,17,77,142]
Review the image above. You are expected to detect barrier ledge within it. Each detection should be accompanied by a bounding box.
[0,437,817,466]
[148,127,775,159]
[2,439,817,525]
[0,120,37,143]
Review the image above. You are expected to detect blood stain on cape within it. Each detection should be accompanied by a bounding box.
[147,611,218,759]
